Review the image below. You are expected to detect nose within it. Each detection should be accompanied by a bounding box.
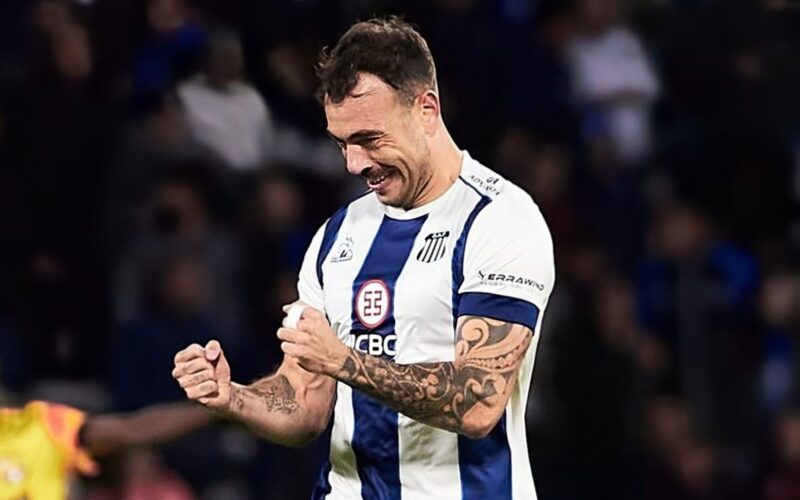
[344,144,372,176]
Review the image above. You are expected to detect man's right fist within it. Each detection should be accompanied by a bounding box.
[172,340,232,410]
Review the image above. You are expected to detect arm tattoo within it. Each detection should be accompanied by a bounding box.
[334,317,532,433]
[233,374,299,414]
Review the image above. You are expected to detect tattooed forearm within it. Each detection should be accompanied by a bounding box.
[232,374,299,415]
[334,317,532,434]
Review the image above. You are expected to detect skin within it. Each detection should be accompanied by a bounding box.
[171,72,533,442]
[80,402,214,457]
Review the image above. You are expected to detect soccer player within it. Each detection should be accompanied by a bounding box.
[172,16,555,499]
[0,400,212,499]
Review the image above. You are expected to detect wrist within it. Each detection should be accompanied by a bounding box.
[326,344,352,378]
[214,382,245,418]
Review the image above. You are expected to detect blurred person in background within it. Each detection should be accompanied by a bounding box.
[643,395,721,500]
[88,448,196,500]
[105,92,228,255]
[110,251,242,497]
[759,271,800,414]
[0,398,211,500]
[637,201,761,494]
[565,0,659,167]
[133,0,206,97]
[4,0,117,381]
[764,405,800,500]
[177,27,274,172]
[241,173,312,374]
[111,252,237,411]
[114,173,242,335]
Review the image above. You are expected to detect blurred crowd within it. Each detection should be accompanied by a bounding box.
[1,0,800,498]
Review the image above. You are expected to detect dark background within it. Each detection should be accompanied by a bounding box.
[1,0,800,498]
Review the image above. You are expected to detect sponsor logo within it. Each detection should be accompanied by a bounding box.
[345,332,397,357]
[467,174,502,195]
[416,231,450,263]
[330,237,354,263]
[354,279,390,329]
[478,270,545,291]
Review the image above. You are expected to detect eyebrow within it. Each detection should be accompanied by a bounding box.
[327,129,385,144]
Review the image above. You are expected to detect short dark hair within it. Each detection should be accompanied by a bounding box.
[316,16,437,105]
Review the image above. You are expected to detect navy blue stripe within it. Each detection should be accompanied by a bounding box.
[316,206,349,286]
[458,292,540,331]
[451,192,491,331]
[458,414,513,500]
[351,215,428,500]
[450,181,513,499]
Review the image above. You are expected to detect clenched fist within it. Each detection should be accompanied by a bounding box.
[172,340,231,410]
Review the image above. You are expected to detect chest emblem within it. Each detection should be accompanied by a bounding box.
[330,237,354,263]
[355,279,390,329]
[416,231,450,263]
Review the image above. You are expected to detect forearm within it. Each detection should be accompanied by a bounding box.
[83,403,214,456]
[224,372,331,447]
[335,350,465,433]
[332,318,532,438]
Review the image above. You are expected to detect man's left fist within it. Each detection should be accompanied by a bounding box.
[277,304,349,375]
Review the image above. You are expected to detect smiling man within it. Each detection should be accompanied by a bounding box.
[172,16,555,500]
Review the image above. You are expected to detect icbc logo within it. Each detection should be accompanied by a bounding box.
[355,279,390,329]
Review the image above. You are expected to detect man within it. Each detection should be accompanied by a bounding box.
[0,400,211,499]
[177,27,273,171]
[172,16,555,499]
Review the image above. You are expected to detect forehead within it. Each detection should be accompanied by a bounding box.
[324,74,404,136]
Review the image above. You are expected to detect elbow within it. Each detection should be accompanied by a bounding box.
[459,412,502,440]
[271,419,328,449]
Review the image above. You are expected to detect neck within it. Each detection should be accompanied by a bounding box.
[410,129,462,208]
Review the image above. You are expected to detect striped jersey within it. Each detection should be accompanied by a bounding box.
[299,152,555,500]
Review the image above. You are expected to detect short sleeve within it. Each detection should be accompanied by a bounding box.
[456,198,555,331]
[296,222,326,311]
[33,401,98,476]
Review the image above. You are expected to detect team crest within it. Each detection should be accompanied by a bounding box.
[416,231,450,263]
[330,237,354,263]
[355,279,390,329]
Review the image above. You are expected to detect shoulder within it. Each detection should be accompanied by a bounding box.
[459,157,549,236]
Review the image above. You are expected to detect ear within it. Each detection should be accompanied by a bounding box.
[416,90,441,135]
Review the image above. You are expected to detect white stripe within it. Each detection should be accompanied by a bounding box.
[394,213,462,499]
[398,415,461,500]
[325,383,362,499]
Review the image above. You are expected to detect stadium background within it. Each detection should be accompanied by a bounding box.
[1,0,800,498]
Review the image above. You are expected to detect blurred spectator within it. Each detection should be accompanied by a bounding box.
[114,174,242,337]
[89,449,197,500]
[106,93,228,254]
[764,407,800,500]
[177,28,273,171]
[133,0,206,96]
[637,202,761,482]
[759,271,800,413]
[565,0,659,166]
[240,174,312,374]
[111,253,235,410]
[644,396,721,500]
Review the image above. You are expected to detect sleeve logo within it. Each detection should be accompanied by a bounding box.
[478,271,545,291]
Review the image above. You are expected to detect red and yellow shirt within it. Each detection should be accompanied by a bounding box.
[0,402,97,500]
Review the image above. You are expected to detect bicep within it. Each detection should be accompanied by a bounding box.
[454,315,533,404]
